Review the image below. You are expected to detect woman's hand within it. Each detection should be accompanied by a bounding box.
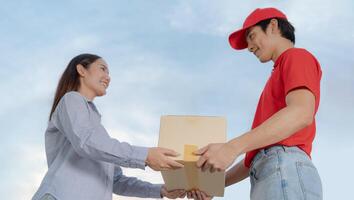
[161,185,186,199]
[186,189,213,200]
[146,147,184,171]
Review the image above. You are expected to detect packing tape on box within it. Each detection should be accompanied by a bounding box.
[184,144,199,190]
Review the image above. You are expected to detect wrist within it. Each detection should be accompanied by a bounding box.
[227,136,246,156]
[225,170,231,187]
[160,185,165,198]
[145,148,152,165]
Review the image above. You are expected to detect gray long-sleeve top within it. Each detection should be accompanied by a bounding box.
[32,91,162,200]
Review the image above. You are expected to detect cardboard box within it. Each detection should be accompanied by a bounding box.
[158,115,227,197]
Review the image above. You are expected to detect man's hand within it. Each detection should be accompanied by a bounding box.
[187,189,213,200]
[161,185,186,199]
[195,143,238,173]
[146,147,184,171]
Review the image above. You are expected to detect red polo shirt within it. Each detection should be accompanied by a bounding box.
[244,48,322,168]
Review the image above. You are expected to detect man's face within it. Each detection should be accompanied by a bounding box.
[246,24,276,63]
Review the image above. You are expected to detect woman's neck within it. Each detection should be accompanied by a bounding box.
[78,86,95,101]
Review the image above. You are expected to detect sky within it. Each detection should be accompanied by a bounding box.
[0,0,353,199]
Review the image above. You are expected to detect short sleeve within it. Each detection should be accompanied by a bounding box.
[281,49,322,100]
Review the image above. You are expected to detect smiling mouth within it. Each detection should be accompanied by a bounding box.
[254,49,260,57]
[100,81,108,88]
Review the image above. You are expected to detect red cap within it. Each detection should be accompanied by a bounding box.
[229,8,287,50]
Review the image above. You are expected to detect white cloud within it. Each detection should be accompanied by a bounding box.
[3,143,47,200]
[167,0,252,36]
[108,127,158,147]
[71,34,102,50]
[167,0,354,46]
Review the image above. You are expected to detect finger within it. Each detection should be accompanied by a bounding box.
[187,192,192,199]
[179,192,186,198]
[171,190,181,198]
[192,190,197,199]
[196,155,207,168]
[178,189,186,195]
[189,190,194,199]
[176,190,185,198]
[166,159,184,169]
[209,165,216,173]
[202,162,210,172]
[194,145,209,155]
[162,148,180,157]
[196,190,202,199]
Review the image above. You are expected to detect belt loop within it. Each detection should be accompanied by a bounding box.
[260,149,266,156]
[263,147,271,155]
[281,145,287,152]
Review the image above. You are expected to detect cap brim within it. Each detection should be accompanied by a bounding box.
[229,28,248,50]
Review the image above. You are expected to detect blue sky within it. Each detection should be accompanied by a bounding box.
[1,0,353,199]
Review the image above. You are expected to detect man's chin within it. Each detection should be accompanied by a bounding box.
[258,57,271,63]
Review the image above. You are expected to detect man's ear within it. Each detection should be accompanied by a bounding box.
[76,64,86,77]
[269,18,279,34]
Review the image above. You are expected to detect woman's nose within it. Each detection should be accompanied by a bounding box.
[105,74,111,83]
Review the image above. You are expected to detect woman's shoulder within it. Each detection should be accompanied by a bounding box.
[64,91,84,98]
[62,91,88,103]
[52,91,90,120]
[55,91,89,112]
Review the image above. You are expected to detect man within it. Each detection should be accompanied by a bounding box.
[191,7,323,200]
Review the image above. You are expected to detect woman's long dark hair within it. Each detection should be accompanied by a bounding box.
[49,53,101,120]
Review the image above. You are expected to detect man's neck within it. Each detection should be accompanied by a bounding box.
[272,39,294,62]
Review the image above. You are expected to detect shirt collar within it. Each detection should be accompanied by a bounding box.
[273,47,295,69]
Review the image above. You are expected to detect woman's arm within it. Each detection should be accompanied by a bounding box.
[112,167,185,199]
[52,92,182,170]
[112,167,163,198]
[225,158,249,187]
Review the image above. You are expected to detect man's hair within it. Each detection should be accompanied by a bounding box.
[256,17,295,44]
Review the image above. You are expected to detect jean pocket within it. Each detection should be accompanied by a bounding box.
[252,156,280,182]
[296,162,323,199]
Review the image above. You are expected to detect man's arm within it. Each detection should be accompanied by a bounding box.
[196,88,316,172]
[229,88,316,155]
[225,88,315,186]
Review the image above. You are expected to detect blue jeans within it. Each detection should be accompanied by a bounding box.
[249,146,322,200]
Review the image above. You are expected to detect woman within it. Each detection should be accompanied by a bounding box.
[32,54,186,200]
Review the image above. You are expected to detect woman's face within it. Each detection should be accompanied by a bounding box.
[79,58,110,98]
